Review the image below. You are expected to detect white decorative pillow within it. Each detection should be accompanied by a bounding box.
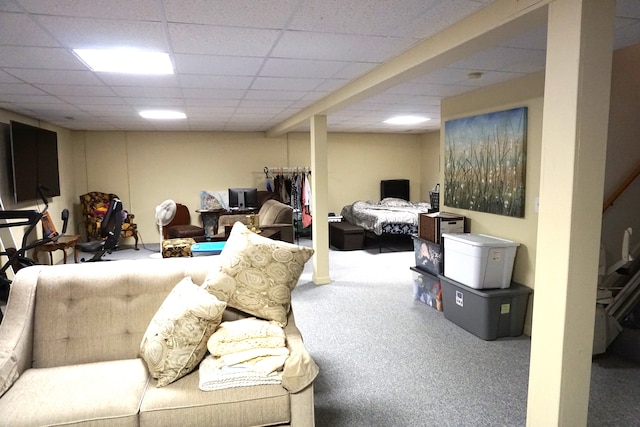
[140,277,227,387]
[203,222,314,327]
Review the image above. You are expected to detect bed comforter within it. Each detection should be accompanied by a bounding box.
[340,198,431,236]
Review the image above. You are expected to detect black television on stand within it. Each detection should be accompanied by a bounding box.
[228,188,258,210]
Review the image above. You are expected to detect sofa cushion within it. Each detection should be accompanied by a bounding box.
[140,370,290,427]
[203,222,314,327]
[140,277,226,387]
[0,359,148,427]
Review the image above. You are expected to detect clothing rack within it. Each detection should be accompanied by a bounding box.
[263,166,311,179]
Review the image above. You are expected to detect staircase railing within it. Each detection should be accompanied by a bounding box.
[603,162,640,213]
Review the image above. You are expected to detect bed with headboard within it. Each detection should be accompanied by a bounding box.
[340,179,432,237]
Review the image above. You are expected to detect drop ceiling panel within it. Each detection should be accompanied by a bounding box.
[0,13,60,47]
[168,24,280,56]
[36,16,169,51]
[5,69,103,86]
[0,0,638,132]
[15,0,165,21]
[174,54,264,76]
[272,31,417,62]
[163,0,299,27]
[0,46,84,70]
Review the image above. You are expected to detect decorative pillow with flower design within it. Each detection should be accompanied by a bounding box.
[203,222,314,327]
[140,277,227,387]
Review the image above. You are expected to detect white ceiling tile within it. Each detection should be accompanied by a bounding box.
[251,76,324,91]
[272,31,415,62]
[289,0,429,36]
[97,74,180,88]
[0,1,637,132]
[35,84,116,97]
[331,62,378,79]
[179,75,253,90]
[36,16,169,50]
[125,97,186,107]
[0,70,21,83]
[15,0,164,21]
[182,88,245,100]
[6,69,103,85]
[0,12,61,47]
[164,0,298,27]
[0,46,85,70]
[169,23,280,56]
[0,82,48,95]
[174,54,264,76]
[313,79,349,92]
[56,96,127,105]
[390,0,489,38]
[243,90,306,101]
[260,58,349,78]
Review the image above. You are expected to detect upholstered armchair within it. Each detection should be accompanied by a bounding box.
[164,203,205,241]
[217,199,294,243]
[79,192,139,249]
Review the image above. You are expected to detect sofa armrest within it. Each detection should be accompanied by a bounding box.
[281,309,319,393]
[0,266,42,397]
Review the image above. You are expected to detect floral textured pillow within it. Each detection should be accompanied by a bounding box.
[140,277,227,387]
[203,222,314,327]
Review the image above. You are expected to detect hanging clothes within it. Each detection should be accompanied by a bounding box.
[302,171,312,228]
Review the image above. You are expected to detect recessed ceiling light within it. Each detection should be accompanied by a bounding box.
[139,110,186,120]
[73,48,174,74]
[383,115,431,125]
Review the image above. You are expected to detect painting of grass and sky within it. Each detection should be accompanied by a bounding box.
[444,107,527,217]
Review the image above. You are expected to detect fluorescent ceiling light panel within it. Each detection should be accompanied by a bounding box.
[139,110,186,119]
[73,48,174,74]
[384,115,431,125]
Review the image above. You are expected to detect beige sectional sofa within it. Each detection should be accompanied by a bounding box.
[0,253,318,426]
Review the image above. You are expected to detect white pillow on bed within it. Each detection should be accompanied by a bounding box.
[380,197,412,207]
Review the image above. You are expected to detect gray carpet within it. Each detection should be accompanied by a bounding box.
[76,238,640,426]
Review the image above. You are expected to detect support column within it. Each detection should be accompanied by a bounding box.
[310,115,330,284]
[527,0,615,425]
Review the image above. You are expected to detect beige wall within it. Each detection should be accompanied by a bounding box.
[421,131,441,200]
[72,130,428,244]
[441,72,545,291]
[601,43,640,264]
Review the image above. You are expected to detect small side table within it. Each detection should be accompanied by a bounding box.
[33,235,80,265]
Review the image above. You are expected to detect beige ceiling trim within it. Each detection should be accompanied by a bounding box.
[266,0,551,137]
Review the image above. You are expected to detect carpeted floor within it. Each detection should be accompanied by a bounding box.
[74,237,640,426]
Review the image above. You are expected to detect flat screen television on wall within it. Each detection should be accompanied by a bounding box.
[9,120,61,202]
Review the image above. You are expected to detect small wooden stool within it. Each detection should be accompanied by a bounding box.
[33,235,80,264]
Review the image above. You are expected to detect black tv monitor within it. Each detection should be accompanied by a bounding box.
[8,121,60,202]
[228,187,258,210]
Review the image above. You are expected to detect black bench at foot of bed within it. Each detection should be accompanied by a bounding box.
[329,221,365,250]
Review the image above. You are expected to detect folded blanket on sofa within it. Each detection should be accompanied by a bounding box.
[207,317,286,356]
[199,355,284,391]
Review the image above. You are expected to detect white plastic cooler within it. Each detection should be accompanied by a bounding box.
[442,233,519,289]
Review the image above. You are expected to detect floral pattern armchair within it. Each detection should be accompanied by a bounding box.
[79,192,139,249]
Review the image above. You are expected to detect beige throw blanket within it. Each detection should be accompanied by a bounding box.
[199,317,289,391]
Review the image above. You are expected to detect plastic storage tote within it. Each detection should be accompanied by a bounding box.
[439,275,532,340]
[442,233,519,289]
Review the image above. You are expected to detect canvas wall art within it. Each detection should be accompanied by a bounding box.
[444,107,527,218]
